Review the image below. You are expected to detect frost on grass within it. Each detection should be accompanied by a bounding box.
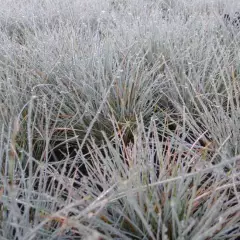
[0,0,240,239]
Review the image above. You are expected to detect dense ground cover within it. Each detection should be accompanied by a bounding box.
[0,0,240,239]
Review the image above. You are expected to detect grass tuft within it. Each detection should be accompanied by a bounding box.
[0,0,240,239]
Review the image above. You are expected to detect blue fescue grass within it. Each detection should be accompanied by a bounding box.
[0,0,240,239]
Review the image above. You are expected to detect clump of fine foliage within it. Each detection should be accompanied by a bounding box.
[0,0,240,239]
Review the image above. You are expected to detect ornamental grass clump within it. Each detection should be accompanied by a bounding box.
[0,0,240,239]
[1,116,239,239]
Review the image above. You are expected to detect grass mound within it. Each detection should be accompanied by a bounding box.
[0,0,240,239]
